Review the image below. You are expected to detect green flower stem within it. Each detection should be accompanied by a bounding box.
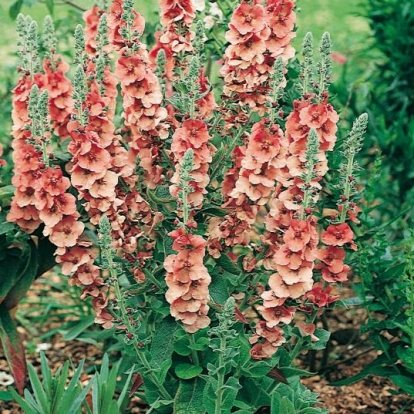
[182,183,190,225]
[189,334,200,365]
[239,273,263,312]
[209,124,248,183]
[105,254,172,401]
[215,335,226,414]
[339,154,354,223]
[142,268,164,291]
[290,311,318,362]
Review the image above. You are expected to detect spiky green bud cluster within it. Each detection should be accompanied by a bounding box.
[338,113,368,222]
[42,15,57,54]
[74,24,86,65]
[27,85,51,166]
[16,14,41,75]
[72,65,89,126]
[301,128,320,217]
[317,32,333,97]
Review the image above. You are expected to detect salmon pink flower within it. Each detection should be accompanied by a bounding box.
[55,247,92,275]
[258,305,296,327]
[317,246,346,273]
[321,223,354,247]
[232,3,266,35]
[321,264,351,283]
[299,103,328,129]
[46,216,85,248]
[283,219,311,251]
[304,283,339,307]
[269,272,313,299]
[296,321,319,341]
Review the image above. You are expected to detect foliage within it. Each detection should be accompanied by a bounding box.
[331,162,414,397]
[332,0,414,223]
[0,0,373,412]
[9,352,133,414]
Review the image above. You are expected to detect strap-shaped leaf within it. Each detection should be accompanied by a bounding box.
[0,304,27,394]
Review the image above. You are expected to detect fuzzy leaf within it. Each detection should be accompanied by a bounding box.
[150,317,177,366]
[174,378,205,414]
[221,376,241,412]
[175,363,203,380]
[216,254,240,275]
[209,273,229,305]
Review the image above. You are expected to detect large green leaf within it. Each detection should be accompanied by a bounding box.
[0,248,21,303]
[3,240,38,310]
[174,378,206,414]
[150,316,177,366]
[0,304,27,394]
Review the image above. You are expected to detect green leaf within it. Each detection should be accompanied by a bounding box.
[45,0,53,14]
[150,317,177,366]
[272,395,296,414]
[174,334,192,356]
[9,0,23,19]
[174,378,206,414]
[175,363,203,380]
[3,240,38,309]
[198,206,228,217]
[299,408,328,414]
[237,377,272,409]
[306,329,330,351]
[61,316,95,341]
[217,254,240,275]
[330,354,395,386]
[28,362,49,412]
[0,220,15,235]
[280,367,315,379]
[241,361,273,378]
[9,387,37,413]
[0,390,13,401]
[390,375,414,396]
[221,376,241,413]
[209,273,229,305]
[67,380,93,414]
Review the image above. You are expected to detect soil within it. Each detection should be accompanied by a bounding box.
[1,278,413,414]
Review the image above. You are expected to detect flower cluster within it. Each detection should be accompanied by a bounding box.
[109,0,169,189]
[42,17,74,140]
[221,0,296,113]
[170,119,213,209]
[150,0,196,80]
[164,228,211,333]
[248,34,344,358]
